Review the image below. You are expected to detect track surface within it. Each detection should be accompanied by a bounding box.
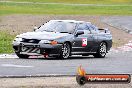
[0,14,132,76]
[0,51,132,76]
[102,16,132,34]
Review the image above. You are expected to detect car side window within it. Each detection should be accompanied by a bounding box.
[89,24,99,34]
[77,23,90,34]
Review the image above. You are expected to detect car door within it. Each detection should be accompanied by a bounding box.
[88,24,100,52]
[72,23,94,52]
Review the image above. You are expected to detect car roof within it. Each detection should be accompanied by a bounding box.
[50,20,91,24]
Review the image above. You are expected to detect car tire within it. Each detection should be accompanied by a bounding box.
[93,42,107,58]
[16,53,29,59]
[59,42,71,59]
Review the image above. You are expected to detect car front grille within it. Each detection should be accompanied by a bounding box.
[22,39,40,44]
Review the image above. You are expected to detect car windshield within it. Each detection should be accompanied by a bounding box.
[36,21,76,34]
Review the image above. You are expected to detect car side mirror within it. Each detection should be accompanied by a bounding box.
[34,27,38,31]
[75,31,84,36]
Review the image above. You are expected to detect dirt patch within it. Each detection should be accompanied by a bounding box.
[0,14,132,48]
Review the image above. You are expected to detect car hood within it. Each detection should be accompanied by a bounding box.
[17,31,71,40]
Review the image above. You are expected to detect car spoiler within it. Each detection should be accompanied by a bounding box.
[99,28,110,33]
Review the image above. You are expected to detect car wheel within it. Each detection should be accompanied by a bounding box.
[16,53,29,59]
[59,42,71,59]
[94,42,107,58]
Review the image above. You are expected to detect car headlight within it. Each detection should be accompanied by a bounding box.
[14,37,22,42]
[40,40,58,45]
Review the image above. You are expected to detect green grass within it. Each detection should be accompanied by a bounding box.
[9,0,132,4]
[0,31,15,53]
[0,2,132,15]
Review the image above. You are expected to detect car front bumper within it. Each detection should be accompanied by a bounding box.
[13,42,62,56]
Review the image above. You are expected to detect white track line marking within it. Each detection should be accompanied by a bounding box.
[117,41,132,52]
[0,54,18,58]
[1,64,34,68]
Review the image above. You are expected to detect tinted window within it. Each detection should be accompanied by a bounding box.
[89,24,99,34]
[77,23,90,34]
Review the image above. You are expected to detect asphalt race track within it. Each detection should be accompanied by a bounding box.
[102,16,132,34]
[0,50,132,77]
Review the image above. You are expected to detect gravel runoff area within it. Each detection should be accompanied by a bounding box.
[0,76,132,88]
[0,15,132,48]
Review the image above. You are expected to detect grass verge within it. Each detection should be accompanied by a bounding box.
[0,2,132,15]
[8,0,132,4]
[0,31,15,53]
